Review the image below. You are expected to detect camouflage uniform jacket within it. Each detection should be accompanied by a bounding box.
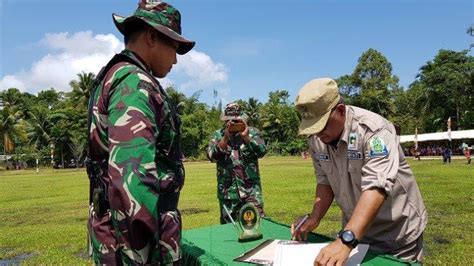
[87,49,184,264]
[207,127,266,200]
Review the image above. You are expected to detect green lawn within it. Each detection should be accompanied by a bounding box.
[1,157,473,265]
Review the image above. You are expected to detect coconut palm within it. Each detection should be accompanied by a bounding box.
[69,72,96,108]
[245,97,262,127]
[0,106,27,155]
[69,131,86,169]
[26,107,57,150]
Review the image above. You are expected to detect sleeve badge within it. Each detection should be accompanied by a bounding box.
[368,136,389,157]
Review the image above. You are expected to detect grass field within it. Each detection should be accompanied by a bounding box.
[1,156,473,265]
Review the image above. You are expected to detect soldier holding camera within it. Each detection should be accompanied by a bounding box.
[207,103,267,224]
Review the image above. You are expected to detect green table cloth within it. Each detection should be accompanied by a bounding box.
[182,219,419,265]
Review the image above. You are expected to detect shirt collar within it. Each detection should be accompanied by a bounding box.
[121,49,153,75]
[338,105,354,147]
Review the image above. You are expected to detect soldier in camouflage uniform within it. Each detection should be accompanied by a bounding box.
[207,103,267,224]
[86,1,194,265]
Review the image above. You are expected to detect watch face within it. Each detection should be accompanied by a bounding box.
[342,230,355,242]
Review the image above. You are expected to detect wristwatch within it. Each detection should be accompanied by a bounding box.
[338,230,359,248]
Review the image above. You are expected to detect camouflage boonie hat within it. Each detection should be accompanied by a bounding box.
[113,0,195,55]
[221,103,248,121]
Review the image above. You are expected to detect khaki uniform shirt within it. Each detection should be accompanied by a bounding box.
[309,106,427,253]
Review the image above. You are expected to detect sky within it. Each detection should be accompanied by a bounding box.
[0,0,472,105]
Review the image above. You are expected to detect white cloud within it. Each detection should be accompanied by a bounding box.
[0,31,229,97]
[175,50,228,89]
[0,75,25,90]
[158,77,174,89]
[42,31,122,57]
[0,31,123,94]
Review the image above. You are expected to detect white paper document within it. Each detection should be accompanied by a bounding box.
[234,239,278,265]
[234,239,369,265]
[274,240,369,266]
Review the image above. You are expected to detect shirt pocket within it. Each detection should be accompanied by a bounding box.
[318,160,340,196]
[319,161,333,175]
[348,160,363,190]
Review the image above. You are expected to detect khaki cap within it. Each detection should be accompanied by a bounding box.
[295,78,341,135]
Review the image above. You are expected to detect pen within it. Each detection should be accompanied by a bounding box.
[292,214,310,240]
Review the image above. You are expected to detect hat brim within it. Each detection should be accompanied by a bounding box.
[113,13,195,55]
[298,109,332,136]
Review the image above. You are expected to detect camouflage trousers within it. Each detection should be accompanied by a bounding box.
[219,196,265,225]
[88,204,182,265]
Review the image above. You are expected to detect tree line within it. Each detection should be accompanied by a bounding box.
[1,48,473,167]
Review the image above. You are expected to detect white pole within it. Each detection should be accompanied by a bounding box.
[36,158,39,173]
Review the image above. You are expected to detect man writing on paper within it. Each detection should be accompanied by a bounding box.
[291,78,427,264]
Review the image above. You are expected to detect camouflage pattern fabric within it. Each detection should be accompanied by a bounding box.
[87,49,184,265]
[207,127,267,224]
[220,102,248,121]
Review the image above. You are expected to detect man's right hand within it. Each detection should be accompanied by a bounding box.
[291,214,320,241]
[223,121,232,139]
[218,122,231,150]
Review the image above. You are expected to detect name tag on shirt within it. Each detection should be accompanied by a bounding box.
[348,132,358,150]
[347,151,363,160]
[314,152,330,161]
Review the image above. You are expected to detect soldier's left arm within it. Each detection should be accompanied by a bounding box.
[242,127,267,158]
[108,73,164,197]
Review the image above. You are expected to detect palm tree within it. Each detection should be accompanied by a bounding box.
[246,97,262,127]
[69,131,86,169]
[0,89,28,158]
[69,72,96,108]
[1,88,23,108]
[26,107,54,150]
[0,106,27,156]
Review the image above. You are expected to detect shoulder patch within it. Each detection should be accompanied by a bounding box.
[368,136,389,157]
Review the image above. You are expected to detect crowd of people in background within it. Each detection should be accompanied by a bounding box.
[404,145,465,157]
[402,143,472,164]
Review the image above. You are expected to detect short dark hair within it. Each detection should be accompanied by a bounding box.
[123,20,175,47]
[123,19,152,45]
